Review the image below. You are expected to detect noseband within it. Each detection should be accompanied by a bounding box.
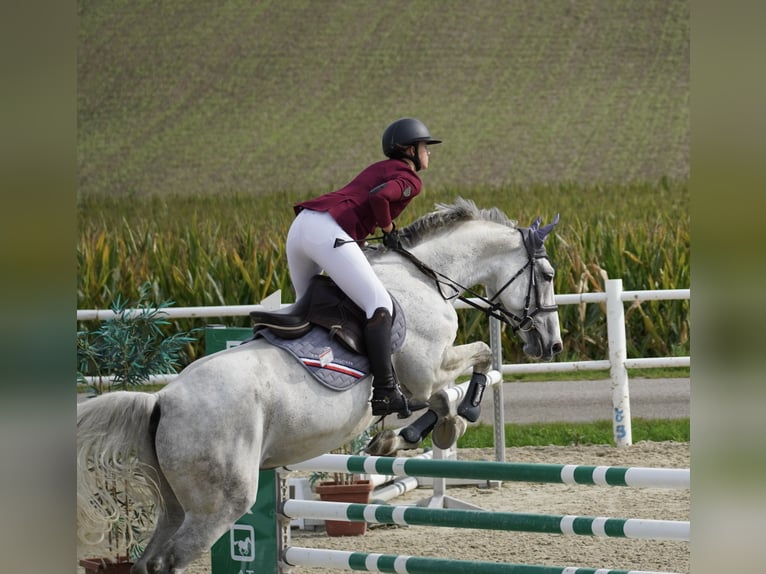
[393,227,558,333]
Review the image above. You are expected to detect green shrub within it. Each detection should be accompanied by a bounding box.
[77,282,200,393]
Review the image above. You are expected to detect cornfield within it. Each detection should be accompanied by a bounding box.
[77,179,689,366]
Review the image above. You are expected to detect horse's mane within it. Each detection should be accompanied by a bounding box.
[400,197,517,247]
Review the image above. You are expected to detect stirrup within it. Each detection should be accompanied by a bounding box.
[371,386,412,418]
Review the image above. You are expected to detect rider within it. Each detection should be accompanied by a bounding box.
[287,118,441,417]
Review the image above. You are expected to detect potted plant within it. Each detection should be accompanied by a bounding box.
[77,284,199,572]
[310,428,375,536]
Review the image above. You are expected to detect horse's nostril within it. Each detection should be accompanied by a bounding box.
[552,342,563,354]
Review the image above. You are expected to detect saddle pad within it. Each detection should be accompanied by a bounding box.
[258,327,369,391]
[255,297,406,392]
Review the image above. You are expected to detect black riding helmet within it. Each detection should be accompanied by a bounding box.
[382,118,442,171]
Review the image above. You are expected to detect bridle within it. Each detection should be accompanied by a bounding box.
[393,226,558,334]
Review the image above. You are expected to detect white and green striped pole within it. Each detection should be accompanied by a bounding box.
[281,500,689,541]
[285,454,689,489]
[284,547,682,574]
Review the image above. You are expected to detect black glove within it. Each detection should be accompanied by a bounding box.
[382,226,401,249]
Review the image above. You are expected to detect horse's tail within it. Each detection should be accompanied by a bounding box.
[77,391,161,554]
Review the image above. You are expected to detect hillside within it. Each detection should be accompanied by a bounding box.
[77,0,689,197]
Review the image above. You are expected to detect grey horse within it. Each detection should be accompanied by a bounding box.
[77,198,562,573]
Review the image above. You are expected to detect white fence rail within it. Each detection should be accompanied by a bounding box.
[76,279,690,448]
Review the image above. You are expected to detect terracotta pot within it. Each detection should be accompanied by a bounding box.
[314,479,374,536]
[79,557,134,574]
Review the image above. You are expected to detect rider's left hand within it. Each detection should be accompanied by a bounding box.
[383,228,401,249]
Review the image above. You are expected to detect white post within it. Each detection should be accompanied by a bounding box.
[606,279,632,447]
[421,444,453,508]
[489,316,506,462]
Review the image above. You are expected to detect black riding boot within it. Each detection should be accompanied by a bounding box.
[365,307,411,418]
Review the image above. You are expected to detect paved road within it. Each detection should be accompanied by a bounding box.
[473,377,690,425]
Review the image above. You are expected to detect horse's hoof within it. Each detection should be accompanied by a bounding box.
[432,420,457,449]
[432,417,467,450]
[365,430,399,456]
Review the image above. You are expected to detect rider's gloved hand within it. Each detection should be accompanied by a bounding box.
[382,223,401,250]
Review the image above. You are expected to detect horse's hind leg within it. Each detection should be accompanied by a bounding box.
[152,509,252,573]
[137,481,257,574]
[131,469,185,574]
[142,434,261,573]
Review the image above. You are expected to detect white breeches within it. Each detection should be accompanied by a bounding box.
[286,209,392,319]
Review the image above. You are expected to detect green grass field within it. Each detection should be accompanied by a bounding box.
[452,418,690,448]
[78,0,689,197]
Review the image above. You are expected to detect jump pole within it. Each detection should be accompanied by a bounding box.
[276,458,690,573]
[285,454,690,489]
[284,547,682,574]
[281,499,690,541]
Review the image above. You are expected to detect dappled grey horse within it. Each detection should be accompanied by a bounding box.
[77,198,562,574]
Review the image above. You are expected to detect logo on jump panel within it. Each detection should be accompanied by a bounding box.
[230,524,255,561]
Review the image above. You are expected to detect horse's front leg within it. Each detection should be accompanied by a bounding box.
[431,340,493,419]
[365,341,492,457]
[429,341,493,448]
[365,409,439,456]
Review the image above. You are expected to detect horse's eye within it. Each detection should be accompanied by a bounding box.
[542,272,554,282]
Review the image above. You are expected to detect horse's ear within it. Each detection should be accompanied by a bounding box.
[535,213,560,243]
[529,216,542,232]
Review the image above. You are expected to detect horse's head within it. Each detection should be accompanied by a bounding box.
[489,214,563,361]
[397,198,563,361]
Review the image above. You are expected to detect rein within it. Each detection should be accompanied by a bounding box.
[391,229,558,333]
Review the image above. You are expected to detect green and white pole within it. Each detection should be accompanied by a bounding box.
[284,547,683,574]
[281,500,689,541]
[285,454,690,489]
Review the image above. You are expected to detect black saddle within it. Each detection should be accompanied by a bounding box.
[250,275,368,354]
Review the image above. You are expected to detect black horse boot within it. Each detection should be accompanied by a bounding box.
[365,307,411,418]
[456,372,488,423]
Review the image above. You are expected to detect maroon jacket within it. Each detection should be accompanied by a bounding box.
[294,159,422,241]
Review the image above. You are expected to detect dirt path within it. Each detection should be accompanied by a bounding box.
[184,441,690,574]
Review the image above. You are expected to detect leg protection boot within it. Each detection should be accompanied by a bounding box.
[365,307,411,418]
[457,372,488,423]
[400,410,438,444]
